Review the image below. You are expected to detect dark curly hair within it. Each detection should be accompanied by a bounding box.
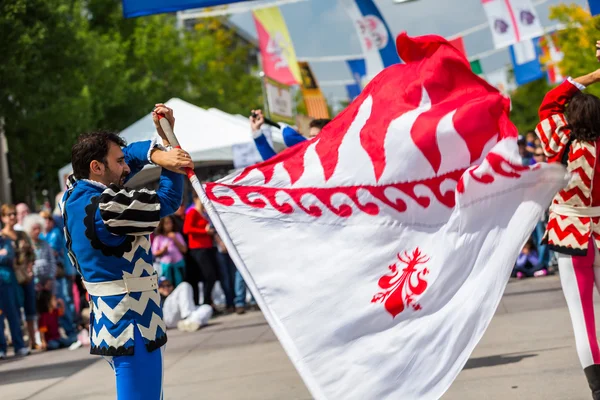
[71,131,127,180]
[566,92,600,141]
[309,119,331,130]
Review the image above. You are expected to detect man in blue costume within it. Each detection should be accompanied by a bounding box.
[61,105,193,399]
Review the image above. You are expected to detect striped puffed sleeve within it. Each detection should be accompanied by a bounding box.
[535,77,584,159]
[98,184,161,236]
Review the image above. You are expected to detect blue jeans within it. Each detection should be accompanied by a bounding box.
[55,277,76,336]
[47,334,77,350]
[216,252,236,308]
[0,279,26,352]
[533,221,552,268]
[20,280,37,321]
[234,269,255,308]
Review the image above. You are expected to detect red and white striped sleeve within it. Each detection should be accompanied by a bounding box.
[535,77,585,159]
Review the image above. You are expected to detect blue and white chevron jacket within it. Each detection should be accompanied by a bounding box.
[61,140,183,356]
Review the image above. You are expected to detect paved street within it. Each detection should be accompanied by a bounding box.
[0,275,597,400]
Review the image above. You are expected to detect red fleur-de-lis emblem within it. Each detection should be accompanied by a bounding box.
[372,248,430,318]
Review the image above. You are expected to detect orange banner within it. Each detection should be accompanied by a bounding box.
[298,62,330,119]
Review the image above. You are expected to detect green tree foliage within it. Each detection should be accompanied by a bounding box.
[509,3,600,133]
[549,4,600,97]
[0,0,262,203]
[509,79,552,133]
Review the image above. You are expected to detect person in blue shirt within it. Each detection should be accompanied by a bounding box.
[0,231,29,359]
[249,109,330,161]
[61,104,192,400]
[40,210,76,336]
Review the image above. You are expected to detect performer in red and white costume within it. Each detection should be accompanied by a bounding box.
[536,65,600,399]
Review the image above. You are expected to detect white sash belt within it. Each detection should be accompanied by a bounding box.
[83,275,158,297]
[550,204,600,218]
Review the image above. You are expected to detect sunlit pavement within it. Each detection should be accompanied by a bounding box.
[0,275,595,400]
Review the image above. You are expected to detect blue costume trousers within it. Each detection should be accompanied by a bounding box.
[104,327,164,399]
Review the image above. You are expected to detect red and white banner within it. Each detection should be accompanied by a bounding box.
[482,0,544,49]
[541,33,564,84]
[202,33,568,399]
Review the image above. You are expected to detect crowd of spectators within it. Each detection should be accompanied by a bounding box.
[0,190,256,359]
[514,131,557,279]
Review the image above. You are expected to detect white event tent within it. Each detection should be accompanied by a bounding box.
[57,98,284,189]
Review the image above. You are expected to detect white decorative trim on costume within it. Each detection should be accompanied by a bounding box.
[550,204,600,218]
[81,179,107,190]
[252,125,272,139]
[147,136,169,165]
[567,77,586,91]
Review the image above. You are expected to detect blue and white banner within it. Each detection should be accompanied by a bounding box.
[346,58,367,101]
[122,0,251,18]
[347,59,367,87]
[341,0,401,82]
[346,84,362,101]
[589,0,600,17]
[509,37,544,86]
[122,0,305,18]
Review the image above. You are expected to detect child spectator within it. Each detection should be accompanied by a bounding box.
[37,290,77,351]
[513,238,548,279]
[152,216,187,287]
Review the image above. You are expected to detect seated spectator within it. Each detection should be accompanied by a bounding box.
[513,238,548,279]
[23,214,56,291]
[152,216,187,287]
[158,277,212,332]
[0,230,28,358]
[37,290,77,351]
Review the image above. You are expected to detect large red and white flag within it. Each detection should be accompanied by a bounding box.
[202,34,568,399]
[482,0,544,49]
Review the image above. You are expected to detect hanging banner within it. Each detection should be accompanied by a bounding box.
[347,58,367,88]
[449,37,468,58]
[589,0,600,16]
[346,84,362,101]
[540,33,564,84]
[341,0,401,82]
[253,7,302,85]
[509,37,545,86]
[298,61,330,119]
[264,77,295,124]
[346,58,366,102]
[486,67,513,97]
[176,0,308,18]
[232,143,264,169]
[481,0,543,49]
[470,59,484,77]
[123,0,255,18]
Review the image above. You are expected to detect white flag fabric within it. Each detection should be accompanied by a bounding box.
[201,34,568,399]
[482,0,544,49]
[513,38,537,65]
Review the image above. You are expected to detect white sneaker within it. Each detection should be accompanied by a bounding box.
[0,351,6,360]
[69,341,83,351]
[177,319,201,332]
[16,348,30,357]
